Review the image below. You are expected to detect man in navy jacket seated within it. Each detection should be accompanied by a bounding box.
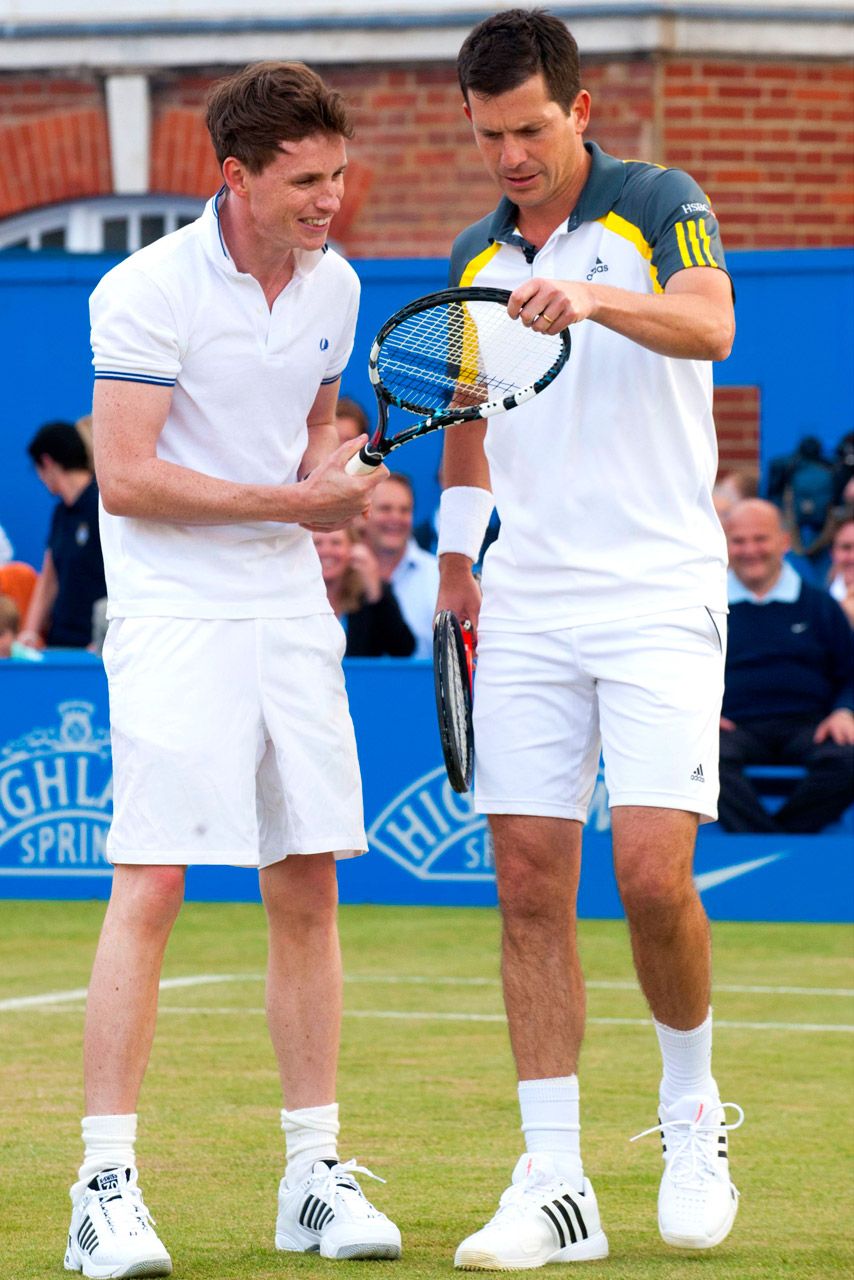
[720,499,854,833]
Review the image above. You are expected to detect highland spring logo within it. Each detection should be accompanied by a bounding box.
[0,702,113,877]
[367,763,611,882]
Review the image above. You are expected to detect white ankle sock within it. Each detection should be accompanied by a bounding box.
[78,1113,138,1186]
[281,1103,340,1187]
[518,1076,583,1188]
[653,1009,717,1107]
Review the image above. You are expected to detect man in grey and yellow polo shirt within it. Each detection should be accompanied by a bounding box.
[437,10,742,1269]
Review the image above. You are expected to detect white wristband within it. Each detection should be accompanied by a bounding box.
[437,486,495,562]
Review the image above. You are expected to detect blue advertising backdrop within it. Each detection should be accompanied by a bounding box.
[1,655,851,923]
[1,247,852,569]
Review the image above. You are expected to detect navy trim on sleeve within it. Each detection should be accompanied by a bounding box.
[94,372,177,387]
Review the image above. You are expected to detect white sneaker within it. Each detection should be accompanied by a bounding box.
[631,1094,744,1249]
[64,1166,172,1279]
[275,1157,402,1260]
[454,1153,609,1270]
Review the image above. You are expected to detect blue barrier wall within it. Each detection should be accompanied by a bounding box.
[1,655,851,923]
[1,248,852,569]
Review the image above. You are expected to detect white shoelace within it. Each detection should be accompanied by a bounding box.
[490,1167,567,1224]
[315,1159,386,1214]
[630,1102,745,1191]
[95,1170,158,1236]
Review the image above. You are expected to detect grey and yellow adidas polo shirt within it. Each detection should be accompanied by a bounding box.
[447,141,731,633]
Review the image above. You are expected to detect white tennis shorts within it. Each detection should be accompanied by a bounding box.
[473,606,726,823]
[103,615,366,867]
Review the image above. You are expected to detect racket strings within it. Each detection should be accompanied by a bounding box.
[377,300,563,413]
[445,636,470,763]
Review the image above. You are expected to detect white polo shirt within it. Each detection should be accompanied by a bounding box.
[90,189,360,619]
[448,142,731,632]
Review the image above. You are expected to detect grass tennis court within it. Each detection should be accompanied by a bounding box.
[1,900,852,1279]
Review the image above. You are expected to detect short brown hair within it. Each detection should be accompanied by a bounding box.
[457,9,581,111]
[206,60,354,174]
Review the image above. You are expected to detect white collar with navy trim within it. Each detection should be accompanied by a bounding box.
[205,186,325,279]
[728,559,802,605]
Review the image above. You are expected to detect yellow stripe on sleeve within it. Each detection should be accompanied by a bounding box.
[675,222,694,269]
[686,220,707,268]
[698,217,718,268]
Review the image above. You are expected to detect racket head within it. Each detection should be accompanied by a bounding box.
[365,286,570,460]
[433,609,474,794]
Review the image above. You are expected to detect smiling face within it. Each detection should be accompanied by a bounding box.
[726,500,790,597]
[465,73,590,221]
[831,519,854,585]
[312,529,352,586]
[225,131,347,257]
[365,477,414,560]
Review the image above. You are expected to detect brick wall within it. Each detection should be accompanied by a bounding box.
[663,61,854,249]
[0,76,111,217]
[713,385,761,473]
[0,57,846,478]
[2,56,849,251]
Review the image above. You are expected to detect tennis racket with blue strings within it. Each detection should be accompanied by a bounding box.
[345,286,571,475]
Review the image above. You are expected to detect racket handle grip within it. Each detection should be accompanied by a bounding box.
[345,446,384,476]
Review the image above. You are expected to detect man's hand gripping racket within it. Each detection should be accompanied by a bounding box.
[345,286,571,475]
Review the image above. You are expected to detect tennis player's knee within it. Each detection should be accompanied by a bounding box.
[497,859,570,928]
[111,863,186,931]
[261,854,337,927]
[616,857,694,922]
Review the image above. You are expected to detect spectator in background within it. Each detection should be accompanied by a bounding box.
[334,395,370,445]
[0,594,41,661]
[719,499,854,833]
[21,421,106,648]
[831,431,854,508]
[75,413,95,468]
[0,559,38,622]
[828,511,854,628]
[313,526,414,657]
[711,466,759,522]
[766,434,837,582]
[364,472,439,659]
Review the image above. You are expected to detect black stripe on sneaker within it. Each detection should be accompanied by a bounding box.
[562,1193,589,1241]
[541,1203,566,1248]
[300,1196,321,1229]
[553,1199,578,1245]
[308,1197,327,1231]
[78,1219,99,1254]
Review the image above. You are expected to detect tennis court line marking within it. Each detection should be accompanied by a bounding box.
[130,1007,854,1032]
[2,971,853,1013]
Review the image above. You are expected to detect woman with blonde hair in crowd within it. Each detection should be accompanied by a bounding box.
[313,524,415,657]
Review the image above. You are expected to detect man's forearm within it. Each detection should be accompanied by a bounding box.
[99,455,311,525]
[589,283,734,361]
[299,420,340,480]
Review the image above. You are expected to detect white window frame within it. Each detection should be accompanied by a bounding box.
[0,195,205,252]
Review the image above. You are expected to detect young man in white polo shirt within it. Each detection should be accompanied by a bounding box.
[64,62,401,1279]
[437,11,742,1269]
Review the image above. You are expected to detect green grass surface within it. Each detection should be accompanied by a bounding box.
[1,901,852,1278]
